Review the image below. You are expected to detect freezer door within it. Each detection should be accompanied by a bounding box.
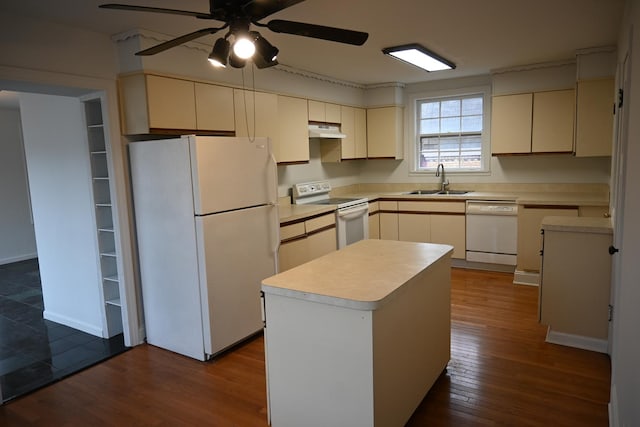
[190,136,277,215]
[196,204,279,355]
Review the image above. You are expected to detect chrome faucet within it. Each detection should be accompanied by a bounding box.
[435,163,449,192]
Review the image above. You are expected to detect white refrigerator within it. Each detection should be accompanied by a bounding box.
[129,135,279,361]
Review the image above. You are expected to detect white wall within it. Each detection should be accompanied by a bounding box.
[0,107,37,264]
[610,0,640,424]
[19,93,104,336]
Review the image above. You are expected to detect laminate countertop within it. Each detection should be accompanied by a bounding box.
[261,239,453,310]
[541,216,613,234]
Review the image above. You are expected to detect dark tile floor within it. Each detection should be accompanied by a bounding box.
[0,258,128,403]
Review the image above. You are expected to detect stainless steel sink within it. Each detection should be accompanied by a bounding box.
[437,190,469,195]
[406,190,440,195]
[406,190,469,195]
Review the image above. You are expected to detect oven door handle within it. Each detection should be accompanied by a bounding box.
[337,204,368,219]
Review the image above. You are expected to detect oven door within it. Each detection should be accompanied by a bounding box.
[336,203,369,249]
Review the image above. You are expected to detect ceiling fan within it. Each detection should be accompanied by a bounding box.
[99,0,369,69]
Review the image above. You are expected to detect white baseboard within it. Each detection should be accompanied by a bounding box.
[545,328,608,353]
[43,310,103,337]
[609,384,618,427]
[453,258,516,273]
[0,253,37,266]
[513,269,540,286]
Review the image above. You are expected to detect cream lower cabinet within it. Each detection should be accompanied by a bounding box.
[539,217,612,348]
[278,212,336,272]
[516,206,579,272]
[396,201,466,259]
[379,201,399,240]
[368,201,380,239]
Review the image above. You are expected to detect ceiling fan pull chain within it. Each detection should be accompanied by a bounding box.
[242,67,257,143]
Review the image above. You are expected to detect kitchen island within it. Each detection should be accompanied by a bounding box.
[261,239,453,427]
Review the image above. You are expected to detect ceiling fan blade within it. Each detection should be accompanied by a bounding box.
[99,3,213,19]
[135,27,223,56]
[244,0,306,21]
[266,19,369,46]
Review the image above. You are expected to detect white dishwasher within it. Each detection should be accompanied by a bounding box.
[466,200,518,265]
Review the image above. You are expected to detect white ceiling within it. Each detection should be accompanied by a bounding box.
[0,0,626,85]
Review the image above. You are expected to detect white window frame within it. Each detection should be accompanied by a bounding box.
[408,85,492,175]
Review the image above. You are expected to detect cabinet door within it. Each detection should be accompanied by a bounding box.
[146,75,197,130]
[195,83,235,132]
[575,78,615,157]
[366,106,404,159]
[517,207,578,272]
[325,103,342,123]
[398,213,430,243]
[491,93,532,154]
[278,238,308,272]
[340,105,356,159]
[234,89,278,139]
[307,228,337,260]
[380,213,398,240]
[308,100,325,122]
[532,89,575,153]
[368,213,380,239]
[354,108,367,159]
[540,230,611,339]
[430,214,465,259]
[277,95,309,163]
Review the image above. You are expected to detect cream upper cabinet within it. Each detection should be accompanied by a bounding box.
[320,106,367,162]
[119,74,196,134]
[575,78,615,157]
[491,89,575,155]
[195,83,235,132]
[531,89,575,153]
[233,89,277,139]
[145,75,196,131]
[119,74,236,135]
[277,95,309,163]
[366,106,404,159]
[308,100,341,123]
[491,93,533,154]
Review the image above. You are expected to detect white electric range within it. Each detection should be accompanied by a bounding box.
[292,180,369,249]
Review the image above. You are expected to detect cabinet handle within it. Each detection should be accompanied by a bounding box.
[608,245,619,255]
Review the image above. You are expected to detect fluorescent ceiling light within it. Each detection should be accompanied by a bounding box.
[382,44,455,72]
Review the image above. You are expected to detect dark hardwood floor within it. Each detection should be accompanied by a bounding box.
[0,268,611,426]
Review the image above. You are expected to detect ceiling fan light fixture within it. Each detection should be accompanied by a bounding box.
[208,37,230,68]
[229,51,247,68]
[382,44,455,72]
[255,34,279,63]
[233,36,256,59]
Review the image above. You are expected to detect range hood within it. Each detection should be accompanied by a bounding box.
[308,124,346,139]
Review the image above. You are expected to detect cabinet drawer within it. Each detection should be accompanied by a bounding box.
[280,222,305,241]
[305,213,336,233]
[368,201,379,214]
[398,201,465,213]
[379,201,398,211]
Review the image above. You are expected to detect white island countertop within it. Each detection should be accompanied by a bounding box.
[262,239,453,311]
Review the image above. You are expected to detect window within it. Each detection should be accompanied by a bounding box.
[415,94,484,171]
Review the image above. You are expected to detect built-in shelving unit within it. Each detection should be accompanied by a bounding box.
[84,98,123,337]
